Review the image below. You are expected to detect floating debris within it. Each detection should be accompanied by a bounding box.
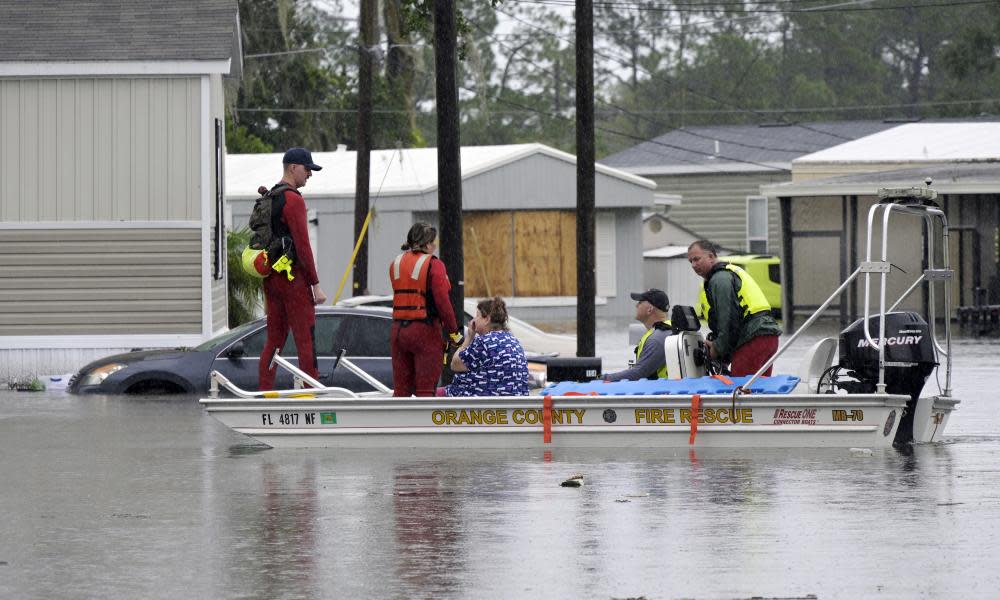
[849,447,873,457]
[560,474,584,487]
[615,497,631,503]
[11,379,45,392]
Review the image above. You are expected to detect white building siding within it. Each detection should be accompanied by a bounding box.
[0,226,202,336]
[643,257,704,309]
[461,153,653,211]
[0,77,201,223]
[648,172,786,253]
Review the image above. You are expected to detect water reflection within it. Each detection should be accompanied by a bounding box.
[227,443,271,458]
[3,326,1000,598]
[392,463,465,594]
[219,460,319,600]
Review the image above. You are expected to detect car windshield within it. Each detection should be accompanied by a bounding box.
[192,320,263,351]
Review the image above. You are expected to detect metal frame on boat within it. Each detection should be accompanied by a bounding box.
[201,183,958,449]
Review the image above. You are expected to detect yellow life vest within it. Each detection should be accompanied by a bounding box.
[635,320,671,379]
[699,263,771,325]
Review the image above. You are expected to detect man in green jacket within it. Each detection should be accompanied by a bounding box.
[687,240,782,376]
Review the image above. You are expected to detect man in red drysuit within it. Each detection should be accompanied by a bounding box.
[258,148,328,390]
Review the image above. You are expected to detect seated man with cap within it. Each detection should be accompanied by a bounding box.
[603,289,673,382]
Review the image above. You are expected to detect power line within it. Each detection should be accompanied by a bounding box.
[245,43,428,59]
[461,85,786,173]
[490,5,856,144]
[234,97,1000,116]
[509,0,996,13]
[467,20,816,166]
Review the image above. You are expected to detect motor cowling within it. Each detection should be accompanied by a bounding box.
[838,312,936,398]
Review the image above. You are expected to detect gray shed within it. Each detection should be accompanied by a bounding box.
[0,1,242,380]
[227,144,656,320]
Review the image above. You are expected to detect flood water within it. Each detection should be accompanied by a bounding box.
[2,324,999,599]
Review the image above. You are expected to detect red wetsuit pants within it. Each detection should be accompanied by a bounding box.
[729,334,779,377]
[391,319,444,397]
[259,274,318,390]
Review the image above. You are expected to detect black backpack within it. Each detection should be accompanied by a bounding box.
[248,183,296,263]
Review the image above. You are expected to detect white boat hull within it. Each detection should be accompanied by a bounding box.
[913,395,961,443]
[199,393,913,449]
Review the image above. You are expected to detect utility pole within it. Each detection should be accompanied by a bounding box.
[434,0,464,323]
[576,0,596,357]
[353,0,376,296]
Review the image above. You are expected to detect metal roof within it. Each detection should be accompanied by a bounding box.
[794,123,1000,164]
[0,0,239,63]
[643,245,691,259]
[599,121,899,175]
[226,143,656,200]
[762,163,1000,198]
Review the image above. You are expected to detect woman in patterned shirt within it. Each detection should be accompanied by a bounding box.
[439,296,530,397]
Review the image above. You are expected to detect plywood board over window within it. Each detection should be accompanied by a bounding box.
[514,211,576,296]
[463,210,578,297]
[558,212,577,296]
[463,212,513,298]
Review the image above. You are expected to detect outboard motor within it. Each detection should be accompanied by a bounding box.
[837,312,937,444]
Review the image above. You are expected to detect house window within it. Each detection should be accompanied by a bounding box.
[747,196,768,254]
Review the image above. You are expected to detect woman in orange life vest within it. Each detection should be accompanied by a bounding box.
[389,223,461,397]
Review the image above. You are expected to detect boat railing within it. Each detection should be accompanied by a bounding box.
[738,184,953,399]
[208,348,393,399]
[209,370,358,399]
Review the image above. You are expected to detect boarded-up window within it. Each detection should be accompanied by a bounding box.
[464,212,514,297]
[463,210,580,297]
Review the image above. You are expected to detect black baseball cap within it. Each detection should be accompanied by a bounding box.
[282,147,323,171]
[630,289,669,311]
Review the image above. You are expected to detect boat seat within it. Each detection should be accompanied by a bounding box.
[796,337,838,393]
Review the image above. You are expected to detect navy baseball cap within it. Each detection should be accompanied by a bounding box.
[630,289,669,311]
[282,147,322,171]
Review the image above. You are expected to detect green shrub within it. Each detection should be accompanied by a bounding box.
[227,228,263,328]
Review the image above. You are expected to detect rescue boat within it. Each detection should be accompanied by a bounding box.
[201,185,959,449]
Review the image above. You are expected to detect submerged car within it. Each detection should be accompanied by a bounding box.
[69,307,396,395]
[69,304,552,395]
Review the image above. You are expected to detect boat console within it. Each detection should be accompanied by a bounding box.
[663,305,710,380]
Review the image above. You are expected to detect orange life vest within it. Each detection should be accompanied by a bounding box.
[390,251,434,320]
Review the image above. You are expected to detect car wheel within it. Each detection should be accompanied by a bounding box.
[124,380,186,395]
